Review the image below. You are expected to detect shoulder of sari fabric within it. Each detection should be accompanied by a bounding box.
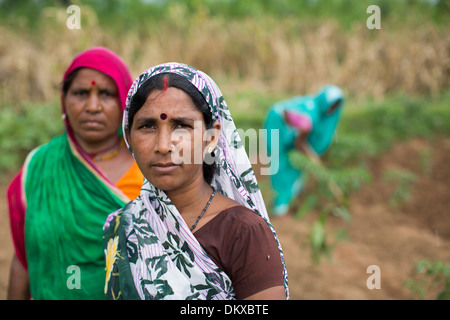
[103,208,122,232]
[22,145,43,171]
[103,197,139,234]
[21,145,44,206]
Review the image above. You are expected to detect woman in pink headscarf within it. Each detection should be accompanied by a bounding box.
[7,47,143,299]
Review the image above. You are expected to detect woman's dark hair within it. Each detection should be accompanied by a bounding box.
[61,68,81,96]
[128,73,217,184]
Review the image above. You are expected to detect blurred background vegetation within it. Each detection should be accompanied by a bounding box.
[1,0,448,200]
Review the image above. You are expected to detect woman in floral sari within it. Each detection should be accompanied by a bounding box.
[7,47,143,299]
[103,62,289,300]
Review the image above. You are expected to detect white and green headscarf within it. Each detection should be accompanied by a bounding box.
[103,62,289,300]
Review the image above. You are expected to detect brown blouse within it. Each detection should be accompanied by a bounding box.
[194,205,285,299]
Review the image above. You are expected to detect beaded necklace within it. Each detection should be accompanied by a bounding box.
[190,188,215,232]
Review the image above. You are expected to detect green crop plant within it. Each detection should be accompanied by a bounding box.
[383,169,417,207]
[290,151,371,264]
[0,100,63,178]
[419,148,433,177]
[404,260,450,300]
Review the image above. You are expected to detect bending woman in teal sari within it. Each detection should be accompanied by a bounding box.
[264,85,345,216]
[7,47,143,299]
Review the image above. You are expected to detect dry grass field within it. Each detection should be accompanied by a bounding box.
[0,5,448,107]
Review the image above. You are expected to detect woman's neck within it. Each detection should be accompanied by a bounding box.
[166,179,213,216]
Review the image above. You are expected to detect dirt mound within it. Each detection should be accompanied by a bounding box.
[271,136,450,299]
[0,137,449,299]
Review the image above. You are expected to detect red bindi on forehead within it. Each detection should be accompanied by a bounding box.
[91,80,96,86]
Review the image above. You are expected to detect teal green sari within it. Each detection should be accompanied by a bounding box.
[264,85,344,216]
[24,133,129,299]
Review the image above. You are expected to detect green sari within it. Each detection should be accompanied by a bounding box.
[24,133,129,299]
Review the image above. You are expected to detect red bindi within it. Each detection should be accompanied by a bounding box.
[160,113,167,120]
[91,80,96,86]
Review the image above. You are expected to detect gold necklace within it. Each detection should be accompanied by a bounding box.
[89,140,124,162]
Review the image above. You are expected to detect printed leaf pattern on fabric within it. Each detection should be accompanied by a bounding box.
[241,167,260,194]
[231,129,244,149]
[145,256,168,279]
[142,279,174,300]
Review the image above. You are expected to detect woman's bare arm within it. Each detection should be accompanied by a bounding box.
[7,254,30,300]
